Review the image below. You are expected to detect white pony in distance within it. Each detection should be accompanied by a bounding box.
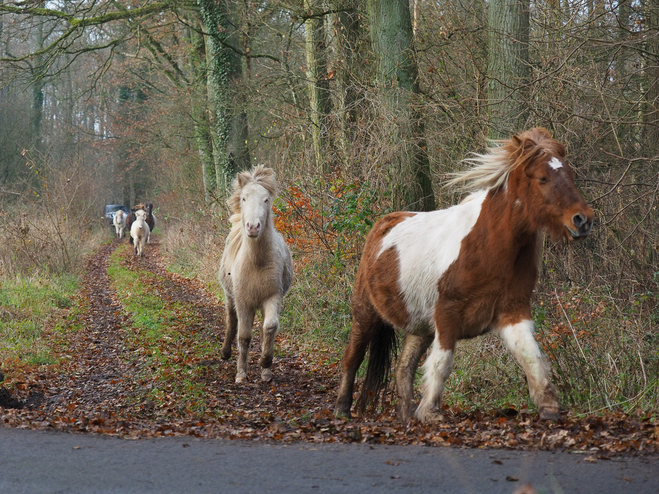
[113,209,126,239]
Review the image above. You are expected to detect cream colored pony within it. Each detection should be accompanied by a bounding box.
[113,209,126,239]
[130,209,150,257]
[219,166,293,383]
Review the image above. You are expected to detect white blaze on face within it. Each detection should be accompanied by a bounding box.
[548,157,563,170]
[377,189,487,326]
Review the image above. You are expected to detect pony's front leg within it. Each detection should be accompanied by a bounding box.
[498,319,560,420]
[259,297,282,382]
[221,297,238,360]
[416,335,454,422]
[396,332,434,421]
[235,308,255,383]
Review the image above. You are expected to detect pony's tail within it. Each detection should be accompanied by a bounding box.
[356,320,398,415]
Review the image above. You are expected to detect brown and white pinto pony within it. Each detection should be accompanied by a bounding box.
[219,165,293,383]
[335,128,593,422]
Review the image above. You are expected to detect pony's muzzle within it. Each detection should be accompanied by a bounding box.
[567,211,593,239]
[246,221,261,237]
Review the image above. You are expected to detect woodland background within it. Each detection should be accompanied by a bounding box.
[0,0,657,416]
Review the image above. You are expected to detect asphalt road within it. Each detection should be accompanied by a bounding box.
[1,427,657,493]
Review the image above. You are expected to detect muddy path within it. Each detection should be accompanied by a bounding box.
[1,238,657,455]
[2,237,341,438]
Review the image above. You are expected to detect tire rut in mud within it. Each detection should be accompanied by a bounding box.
[41,242,140,420]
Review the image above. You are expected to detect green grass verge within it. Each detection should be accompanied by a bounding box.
[0,273,78,370]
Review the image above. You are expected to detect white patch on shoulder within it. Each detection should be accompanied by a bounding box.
[548,157,563,170]
[377,189,487,328]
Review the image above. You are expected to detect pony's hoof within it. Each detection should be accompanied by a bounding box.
[221,348,231,360]
[261,369,273,382]
[235,372,247,384]
[415,406,444,423]
[539,406,561,421]
[397,402,415,422]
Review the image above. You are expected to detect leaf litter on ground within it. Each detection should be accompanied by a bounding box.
[1,238,657,457]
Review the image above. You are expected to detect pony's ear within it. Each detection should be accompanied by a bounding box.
[512,135,523,147]
[235,171,252,189]
[534,127,552,139]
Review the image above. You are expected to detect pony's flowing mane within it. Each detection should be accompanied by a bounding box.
[224,165,279,263]
[447,128,566,192]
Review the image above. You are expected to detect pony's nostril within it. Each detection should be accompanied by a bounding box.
[573,213,586,228]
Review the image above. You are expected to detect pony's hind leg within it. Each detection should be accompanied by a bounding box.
[235,306,256,383]
[334,300,384,419]
[416,335,454,422]
[498,319,561,420]
[395,332,433,421]
[259,296,282,382]
[221,297,238,360]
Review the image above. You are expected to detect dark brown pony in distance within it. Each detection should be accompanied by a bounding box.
[335,128,593,422]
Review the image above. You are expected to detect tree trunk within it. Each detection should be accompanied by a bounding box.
[332,0,361,163]
[645,0,659,160]
[31,11,46,154]
[226,6,251,172]
[367,0,434,211]
[487,0,530,139]
[305,0,332,173]
[186,18,216,203]
[198,0,236,193]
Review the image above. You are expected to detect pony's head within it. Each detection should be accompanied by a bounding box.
[509,128,593,240]
[228,165,278,239]
[451,128,593,241]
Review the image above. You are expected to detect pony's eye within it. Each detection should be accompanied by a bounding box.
[242,197,246,202]
[538,177,548,184]
[264,198,269,203]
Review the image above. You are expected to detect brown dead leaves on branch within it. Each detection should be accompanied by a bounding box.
[1,239,657,457]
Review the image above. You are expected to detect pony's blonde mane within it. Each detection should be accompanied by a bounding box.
[223,165,279,265]
[447,128,565,192]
